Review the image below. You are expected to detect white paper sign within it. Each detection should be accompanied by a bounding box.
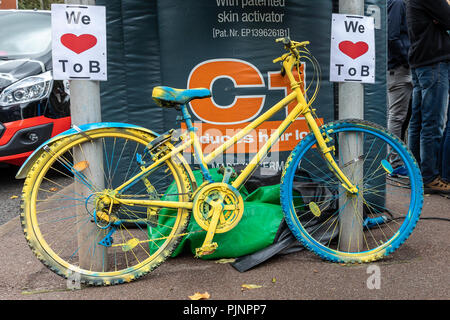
[51,4,107,81]
[330,13,375,83]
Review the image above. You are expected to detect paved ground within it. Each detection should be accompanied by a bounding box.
[0,165,23,226]
[0,164,449,303]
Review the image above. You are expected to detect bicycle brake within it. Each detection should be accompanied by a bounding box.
[145,129,175,155]
[137,129,181,162]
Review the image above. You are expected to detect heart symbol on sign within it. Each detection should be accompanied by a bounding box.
[60,33,97,54]
[338,41,369,60]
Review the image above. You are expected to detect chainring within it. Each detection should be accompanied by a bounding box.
[192,182,244,233]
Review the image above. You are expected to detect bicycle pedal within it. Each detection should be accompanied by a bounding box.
[219,166,237,183]
[195,242,218,257]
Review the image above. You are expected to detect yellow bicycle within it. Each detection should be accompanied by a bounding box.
[17,38,423,286]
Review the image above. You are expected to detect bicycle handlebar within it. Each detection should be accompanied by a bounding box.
[273,37,310,64]
[275,37,310,49]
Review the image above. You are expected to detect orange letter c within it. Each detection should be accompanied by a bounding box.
[187,59,265,125]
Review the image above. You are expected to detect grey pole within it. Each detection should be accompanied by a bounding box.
[338,0,364,253]
[64,0,106,271]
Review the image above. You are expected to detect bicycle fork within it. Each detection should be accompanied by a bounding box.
[303,111,359,195]
[281,53,359,195]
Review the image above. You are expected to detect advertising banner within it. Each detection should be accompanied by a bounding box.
[97,0,386,178]
[156,0,334,171]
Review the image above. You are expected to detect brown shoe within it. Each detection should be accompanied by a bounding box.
[424,177,450,194]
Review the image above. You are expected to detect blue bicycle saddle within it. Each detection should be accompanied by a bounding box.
[152,86,211,108]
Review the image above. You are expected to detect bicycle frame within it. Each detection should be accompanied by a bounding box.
[113,51,358,210]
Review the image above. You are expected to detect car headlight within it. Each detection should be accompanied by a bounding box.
[0,71,53,106]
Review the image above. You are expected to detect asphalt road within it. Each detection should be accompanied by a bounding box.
[1,189,449,300]
[0,165,22,226]
[0,164,71,226]
[1,163,449,302]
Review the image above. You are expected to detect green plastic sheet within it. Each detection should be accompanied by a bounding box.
[148,168,301,260]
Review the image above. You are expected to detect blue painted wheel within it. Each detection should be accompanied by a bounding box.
[280,119,423,263]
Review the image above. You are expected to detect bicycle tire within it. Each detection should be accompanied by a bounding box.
[21,127,191,285]
[280,119,423,263]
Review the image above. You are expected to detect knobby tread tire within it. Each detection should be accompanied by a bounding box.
[20,128,191,286]
[280,119,423,263]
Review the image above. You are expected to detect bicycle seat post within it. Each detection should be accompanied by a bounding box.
[180,104,195,132]
[179,103,214,183]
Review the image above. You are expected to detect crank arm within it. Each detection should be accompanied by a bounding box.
[195,204,222,257]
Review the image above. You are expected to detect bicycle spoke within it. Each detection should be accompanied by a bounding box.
[283,120,422,262]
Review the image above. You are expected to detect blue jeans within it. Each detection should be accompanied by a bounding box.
[440,84,450,183]
[408,62,449,184]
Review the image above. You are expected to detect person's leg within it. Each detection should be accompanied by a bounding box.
[441,108,450,183]
[440,64,450,183]
[415,62,448,186]
[387,66,413,169]
[408,68,422,166]
[401,97,412,142]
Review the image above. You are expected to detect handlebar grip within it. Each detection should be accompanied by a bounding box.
[275,37,291,45]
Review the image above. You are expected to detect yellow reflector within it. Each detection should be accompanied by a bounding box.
[309,202,321,217]
[122,238,139,252]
